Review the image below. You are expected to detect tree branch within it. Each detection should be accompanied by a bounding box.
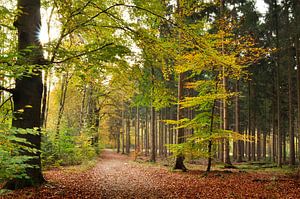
[52,43,114,64]
[0,86,14,94]
[0,96,12,109]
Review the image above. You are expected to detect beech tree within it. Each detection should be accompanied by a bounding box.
[3,0,46,189]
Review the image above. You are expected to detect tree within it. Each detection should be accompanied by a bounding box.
[4,0,46,189]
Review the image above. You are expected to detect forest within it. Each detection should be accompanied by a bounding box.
[0,0,300,198]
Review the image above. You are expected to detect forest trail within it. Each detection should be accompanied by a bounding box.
[2,150,300,199]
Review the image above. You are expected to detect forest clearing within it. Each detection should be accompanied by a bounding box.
[1,150,300,198]
[1,0,300,198]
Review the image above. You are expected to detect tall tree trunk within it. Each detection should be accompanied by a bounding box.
[273,0,282,167]
[173,0,187,171]
[121,104,125,154]
[164,108,168,156]
[219,101,224,161]
[55,72,69,136]
[126,116,131,154]
[40,70,48,127]
[219,0,231,166]
[251,112,256,161]
[141,118,144,153]
[79,84,87,129]
[257,128,261,161]
[150,103,156,162]
[272,109,277,163]
[288,46,295,165]
[174,72,187,171]
[145,107,149,156]
[117,132,120,153]
[207,99,217,172]
[136,106,140,150]
[235,80,242,162]
[5,0,46,189]
[159,110,163,156]
[44,71,52,128]
[150,64,156,162]
[223,76,232,166]
[296,33,300,163]
[294,0,300,165]
[263,131,267,160]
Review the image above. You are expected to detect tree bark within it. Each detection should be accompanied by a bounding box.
[55,72,69,136]
[235,80,242,162]
[117,132,120,153]
[40,70,48,127]
[207,99,217,172]
[223,75,232,166]
[150,103,156,162]
[150,65,156,162]
[296,33,300,163]
[288,45,295,165]
[121,103,125,154]
[294,0,300,165]
[145,107,149,156]
[257,128,261,161]
[174,72,187,171]
[248,80,252,161]
[5,0,46,189]
[272,0,282,167]
[126,116,131,154]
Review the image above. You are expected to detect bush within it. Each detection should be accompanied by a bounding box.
[0,125,36,183]
[41,128,98,169]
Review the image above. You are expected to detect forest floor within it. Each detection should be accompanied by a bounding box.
[1,150,300,199]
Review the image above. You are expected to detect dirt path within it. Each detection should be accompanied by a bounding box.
[2,150,300,198]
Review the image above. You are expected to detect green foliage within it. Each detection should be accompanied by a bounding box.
[41,128,98,168]
[0,125,38,183]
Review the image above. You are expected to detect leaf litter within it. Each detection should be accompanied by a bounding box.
[1,150,300,198]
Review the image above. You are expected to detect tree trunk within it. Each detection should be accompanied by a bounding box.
[121,103,125,154]
[263,131,267,160]
[55,72,69,136]
[219,101,224,161]
[79,84,87,129]
[5,0,46,189]
[44,71,52,128]
[136,106,140,150]
[40,70,48,127]
[207,99,216,172]
[223,76,232,166]
[273,0,282,167]
[117,132,120,153]
[126,116,131,154]
[257,128,261,161]
[173,0,187,171]
[164,108,168,156]
[296,33,300,163]
[235,80,242,162]
[150,103,156,162]
[294,0,300,165]
[174,72,187,171]
[248,80,252,161]
[251,113,256,161]
[288,48,295,165]
[145,107,149,156]
[159,110,163,156]
[150,64,156,162]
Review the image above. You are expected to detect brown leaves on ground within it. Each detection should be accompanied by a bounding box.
[1,150,300,198]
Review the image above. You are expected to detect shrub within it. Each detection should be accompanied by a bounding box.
[41,128,98,169]
[0,125,37,183]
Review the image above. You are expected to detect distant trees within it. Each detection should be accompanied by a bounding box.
[107,0,300,170]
